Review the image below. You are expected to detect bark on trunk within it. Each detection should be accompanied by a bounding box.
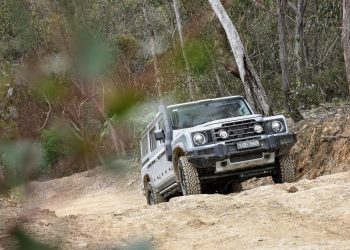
[173,0,195,100]
[313,0,319,72]
[141,0,162,98]
[294,0,307,81]
[277,0,303,122]
[343,0,350,96]
[208,0,272,115]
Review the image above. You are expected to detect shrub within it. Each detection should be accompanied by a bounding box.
[40,128,66,173]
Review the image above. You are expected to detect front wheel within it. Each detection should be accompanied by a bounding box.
[272,155,296,183]
[178,156,201,195]
[146,182,165,205]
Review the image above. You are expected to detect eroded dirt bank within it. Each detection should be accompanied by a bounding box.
[291,109,350,179]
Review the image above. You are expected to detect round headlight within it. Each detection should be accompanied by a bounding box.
[193,133,207,145]
[271,121,284,132]
[253,124,264,134]
[218,129,229,139]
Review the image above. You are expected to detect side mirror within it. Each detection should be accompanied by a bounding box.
[154,129,165,141]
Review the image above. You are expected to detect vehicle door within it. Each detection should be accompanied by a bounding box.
[148,116,174,189]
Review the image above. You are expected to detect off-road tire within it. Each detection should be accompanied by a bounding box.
[179,156,201,195]
[146,182,165,205]
[273,155,296,183]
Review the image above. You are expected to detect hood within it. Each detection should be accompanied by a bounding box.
[173,114,263,135]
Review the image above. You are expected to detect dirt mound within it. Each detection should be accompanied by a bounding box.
[26,161,141,205]
[3,172,350,249]
[291,113,350,179]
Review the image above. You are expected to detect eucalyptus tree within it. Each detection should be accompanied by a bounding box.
[208,0,272,115]
[293,0,308,80]
[173,0,195,100]
[277,0,303,122]
[140,0,162,97]
[343,0,350,96]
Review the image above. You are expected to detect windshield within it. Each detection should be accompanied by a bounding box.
[169,98,252,129]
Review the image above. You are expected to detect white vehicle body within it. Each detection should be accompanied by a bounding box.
[140,96,296,203]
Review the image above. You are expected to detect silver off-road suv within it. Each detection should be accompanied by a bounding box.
[140,96,296,205]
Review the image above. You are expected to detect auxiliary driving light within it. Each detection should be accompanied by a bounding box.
[253,124,264,134]
[218,129,229,139]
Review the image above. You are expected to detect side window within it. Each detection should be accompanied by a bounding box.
[149,127,157,152]
[141,135,149,157]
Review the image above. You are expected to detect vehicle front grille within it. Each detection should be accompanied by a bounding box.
[213,119,265,142]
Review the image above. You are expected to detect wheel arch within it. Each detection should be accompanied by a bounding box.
[143,174,151,188]
[172,146,186,182]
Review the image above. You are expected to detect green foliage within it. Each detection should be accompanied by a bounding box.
[2,0,41,60]
[172,39,212,75]
[291,81,323,109]
[40,128,66,171]
[314,63,347,100]
[12,227,53,250]
[116,35,140,59]
[75,31,117,78]
[0,140,44,188]
[310,0,342,32]
[105,89,144,118]
[34,75,69,103]
[0,65,20,139]
[184,40,212,74]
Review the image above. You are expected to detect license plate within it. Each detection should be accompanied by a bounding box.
[237,140,260,149]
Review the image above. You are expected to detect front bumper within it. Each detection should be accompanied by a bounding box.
[186,133,296,168]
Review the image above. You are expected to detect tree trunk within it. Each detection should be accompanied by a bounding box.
[173,0,195,100]
[208,0,272,115]
[277,0,303,122]
[343,0,350,96]
[313,0,319,72]
[294,0,307,81]
[140,0,162,98]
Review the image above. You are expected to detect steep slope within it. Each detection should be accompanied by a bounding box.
[291,106,350,179]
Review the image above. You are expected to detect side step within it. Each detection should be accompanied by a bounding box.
[160,183,178,197]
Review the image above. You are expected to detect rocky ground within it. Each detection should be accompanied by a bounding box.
[1,170,350,249]
[1,103,350,250]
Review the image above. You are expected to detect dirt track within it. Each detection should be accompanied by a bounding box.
[1,169,347,249]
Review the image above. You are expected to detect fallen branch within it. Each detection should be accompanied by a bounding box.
[318,104,332,111]
[39,95,52,130]
[321,134,350,142]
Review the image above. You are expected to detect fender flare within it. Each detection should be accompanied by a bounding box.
[172,144,186,182]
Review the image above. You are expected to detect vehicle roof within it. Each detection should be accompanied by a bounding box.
[167,95,244,109]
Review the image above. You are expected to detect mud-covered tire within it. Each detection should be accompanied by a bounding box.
[178,156,201,195]
[146,182,165,205]
[273,155,296,183]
